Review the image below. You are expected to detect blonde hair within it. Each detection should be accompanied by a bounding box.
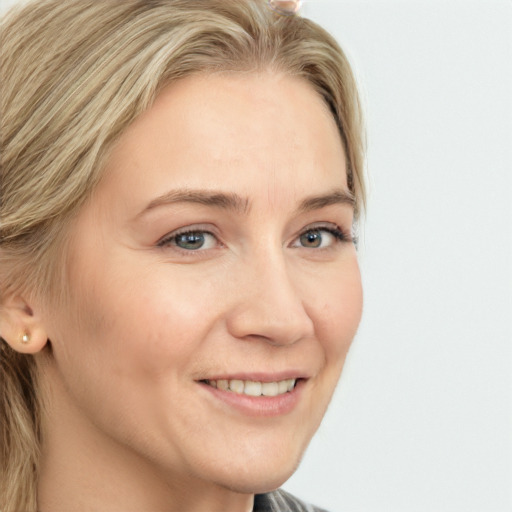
[0,1,365,509]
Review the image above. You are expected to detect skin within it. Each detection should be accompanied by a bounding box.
[3,72,362,512]
[269,0,301,14]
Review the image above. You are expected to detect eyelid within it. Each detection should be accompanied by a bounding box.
[293,222,354,246]
[156,225,221,249]
[155,222,355,252]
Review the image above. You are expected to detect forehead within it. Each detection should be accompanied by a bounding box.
[98,72,348,211]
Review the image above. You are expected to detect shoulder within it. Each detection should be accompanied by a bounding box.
[254,488,330,512]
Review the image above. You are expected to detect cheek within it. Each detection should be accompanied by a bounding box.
[294,260,362,432]
[76,270,216,380]
[44,279,199,433]
[311,260,363,366]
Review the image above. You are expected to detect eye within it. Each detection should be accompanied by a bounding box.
[299,230,325,248]
[293,226,350,249]
[158,230,218,251]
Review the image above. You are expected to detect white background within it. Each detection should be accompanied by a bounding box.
[1,1,511,511]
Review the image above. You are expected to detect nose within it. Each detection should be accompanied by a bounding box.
[225,254,315,346]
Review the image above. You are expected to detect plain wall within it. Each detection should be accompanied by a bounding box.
[1,1,510,511]
[284,2,512,511]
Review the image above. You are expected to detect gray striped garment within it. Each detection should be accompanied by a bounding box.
[254,489,329,512]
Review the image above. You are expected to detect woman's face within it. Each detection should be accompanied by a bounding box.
[42,72,362,496]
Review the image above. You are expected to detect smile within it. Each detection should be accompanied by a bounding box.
[203,378,297,397]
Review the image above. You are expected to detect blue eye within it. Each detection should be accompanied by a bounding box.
[176,232,206,250]
[299,230,324,248]
[295,227,349,249]
[159,230,217,251]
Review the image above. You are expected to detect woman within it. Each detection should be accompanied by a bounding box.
[0,1,365,510]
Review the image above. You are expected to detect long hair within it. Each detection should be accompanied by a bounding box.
[0,1,365,509]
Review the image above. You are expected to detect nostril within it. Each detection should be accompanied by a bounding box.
[225,261,314,345]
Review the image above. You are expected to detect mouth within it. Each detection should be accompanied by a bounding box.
[200,378,298,397]
[198,375,306,417]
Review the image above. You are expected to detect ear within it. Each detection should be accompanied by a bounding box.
[0,294,49,354]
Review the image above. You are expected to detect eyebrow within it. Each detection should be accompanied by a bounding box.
[297,189,356,213]
[138,187,355,218]
[140,189,250,216]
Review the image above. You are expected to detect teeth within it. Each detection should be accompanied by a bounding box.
[261,381,279,397]
[217,379,229,391]
[278,380,289,394]
[229,379,244,394]
[244,381,262,396]
[206,378,297,396]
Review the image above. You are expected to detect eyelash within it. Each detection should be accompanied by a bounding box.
[310,226,354,245]
[157,228,219,250]
[157,225,355,252]
[297,225,357,248]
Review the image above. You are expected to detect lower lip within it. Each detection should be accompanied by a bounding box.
[198,380,306,417]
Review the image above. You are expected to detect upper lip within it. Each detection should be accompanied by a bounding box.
[198,371,310,382]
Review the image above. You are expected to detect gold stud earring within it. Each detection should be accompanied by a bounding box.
[21,333,30,344]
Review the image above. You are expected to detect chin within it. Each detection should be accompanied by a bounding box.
[202,441,305,495]
[217,463,299,495]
